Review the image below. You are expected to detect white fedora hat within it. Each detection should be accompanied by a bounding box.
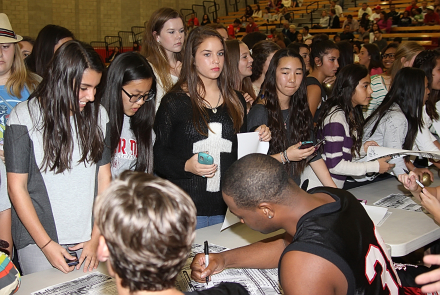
[0,13,22,43]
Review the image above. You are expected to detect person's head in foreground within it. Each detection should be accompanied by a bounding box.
[95,171,196,292]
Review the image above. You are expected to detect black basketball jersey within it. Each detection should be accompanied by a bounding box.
[279,187,402,294]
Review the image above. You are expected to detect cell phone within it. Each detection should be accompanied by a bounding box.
[65,251,79,267]
[299,141,313,149]
[313,139,326,151]
[198,152,214,165]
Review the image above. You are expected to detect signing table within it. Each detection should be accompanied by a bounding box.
[15,176,440,294]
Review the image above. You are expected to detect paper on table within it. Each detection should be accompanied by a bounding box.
[31,272,116,295]
[237,132,269,159]
[361,204,390,226]
[221,208,241,231]
[176,243,283,295]
[366,146,440,162]
[373,193,423,212]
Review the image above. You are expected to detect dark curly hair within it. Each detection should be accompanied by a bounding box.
[316,64,369,157]
[250,40,281,82]
[260,48,312,176]
[413,50,440,121]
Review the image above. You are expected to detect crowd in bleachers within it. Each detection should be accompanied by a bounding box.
[2,2,440,293]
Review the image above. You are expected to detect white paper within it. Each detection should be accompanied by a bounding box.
[237,132,270,159]
[221,208,241,230]
[373,193,423,212]
[176,243,283,295]
[31,272,117,295]
[362,204,390,226]
[366,146,440,162]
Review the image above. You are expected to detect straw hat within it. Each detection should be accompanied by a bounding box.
[427,5,435,10]
[0,13,22,43]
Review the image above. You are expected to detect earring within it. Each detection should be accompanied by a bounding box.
[268,215,273,219]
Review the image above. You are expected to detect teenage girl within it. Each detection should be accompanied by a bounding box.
[363,67,430,177]
[247,48,336,187]
[5,41,111,274]
[226,40,256,110]
[306,40,339,119]
[363,41,423,118]
[316,64,394,188]
[101,52,156,177]
[250,40,280,97]
[142,8,185,111]
[154,27,270,229]
[358,44,383,76]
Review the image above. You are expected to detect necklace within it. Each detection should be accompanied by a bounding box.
[204,92,221,113]
[284,113,289,129]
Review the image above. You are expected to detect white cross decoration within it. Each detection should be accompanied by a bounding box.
[193,122,232,192]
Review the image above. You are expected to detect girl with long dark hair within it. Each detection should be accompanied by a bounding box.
[250,40,280,97]
[154,27,270,229]
[363,67,430,177]
[358,44,383,76]
[248,48,336,187]
[101,52,156,177]
[25,24,74,76]
[5,41,111,274]
[316,64,394,188]
[226,40,256,111]
[306,40,339,119]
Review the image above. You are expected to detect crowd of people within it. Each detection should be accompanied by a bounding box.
[2,3,440,294]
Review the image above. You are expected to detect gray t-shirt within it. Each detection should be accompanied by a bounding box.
[5,99,111,249]
[111,115,137,178]
[0,160,9,212]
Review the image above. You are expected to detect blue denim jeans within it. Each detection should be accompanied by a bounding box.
[196,215,225,229]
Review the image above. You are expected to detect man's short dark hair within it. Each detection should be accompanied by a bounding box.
[234,18,242,24]
[222,154,291,209]
[330,8,336,14]
[303,26,310,32]
[347,14,353,19]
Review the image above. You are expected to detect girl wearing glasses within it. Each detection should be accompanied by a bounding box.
[101,52,156,177]
[364,43,398,118]
[154,27,270,229]
[142,8,185,111]
[5,41,111,274]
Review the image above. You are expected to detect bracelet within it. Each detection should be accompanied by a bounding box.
[283,150,290,163]
[280,152,285,164]
[40,239,52,250]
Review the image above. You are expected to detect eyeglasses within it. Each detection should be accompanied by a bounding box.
[122,87,155,103]
[382,53,395,59]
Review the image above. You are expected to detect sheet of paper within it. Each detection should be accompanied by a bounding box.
[176,243,283,295]
[373,193,422,212]
[366,146,440,162]
[221,208,241,231]
[31,272,117,295]
[362,204,390,226]
[237,132,269,159]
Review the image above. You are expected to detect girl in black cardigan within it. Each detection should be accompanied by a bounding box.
[154,27,270,229]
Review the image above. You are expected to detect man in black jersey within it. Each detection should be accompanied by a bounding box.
[191,154,402,294]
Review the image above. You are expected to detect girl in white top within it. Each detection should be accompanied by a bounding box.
[142,8,185,111]
[363,67,431,178]
[101,52,156,178]
[252,4,263,18]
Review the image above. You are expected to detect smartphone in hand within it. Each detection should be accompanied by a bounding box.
[65,250,79,267]
[198,152,214,165]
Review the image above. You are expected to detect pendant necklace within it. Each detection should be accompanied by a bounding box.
[205,92,221,113]
[284,114,289,129]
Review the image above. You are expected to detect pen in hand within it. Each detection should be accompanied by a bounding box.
[204,241,209,286]
[403,169,425,189]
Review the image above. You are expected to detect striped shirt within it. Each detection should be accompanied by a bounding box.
[321,108,379,188]
[363,75,388,119]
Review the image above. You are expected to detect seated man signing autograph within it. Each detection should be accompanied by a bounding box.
[191,154,402,294]
[94,171,249,295]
